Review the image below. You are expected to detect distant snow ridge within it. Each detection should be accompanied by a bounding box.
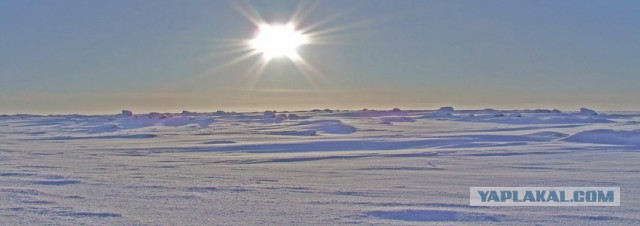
[425,107,455,118]
[564,129,640,145]
[261,111,284,123]
[180,110,198,116]
[577,108,598,116]
[337,108,408,118]
[521,109,562,114]
[263,111,276,118]
[90,111,214,132]
[261,111,302,123]
[418,107,611,125]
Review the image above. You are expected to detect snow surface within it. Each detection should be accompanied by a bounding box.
[1,108,639,225]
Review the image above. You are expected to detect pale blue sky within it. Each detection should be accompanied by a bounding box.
[1,0,639,114]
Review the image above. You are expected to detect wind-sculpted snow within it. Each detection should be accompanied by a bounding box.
[564,129,640,146]
[1,108,639,225]
[367,209,503,222]
[294,120,357,134]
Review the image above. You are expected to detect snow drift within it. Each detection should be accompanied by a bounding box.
[564,129,640,145]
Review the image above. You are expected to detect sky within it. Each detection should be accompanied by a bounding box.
[1,0,639,114]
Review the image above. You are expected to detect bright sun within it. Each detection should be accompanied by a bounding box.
[250,24,308,60]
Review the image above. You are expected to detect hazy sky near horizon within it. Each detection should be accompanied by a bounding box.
[1,0,639,114]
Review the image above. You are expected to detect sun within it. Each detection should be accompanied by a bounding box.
[250,23,309,60]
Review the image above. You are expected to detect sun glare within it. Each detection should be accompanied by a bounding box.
[199,1,346,93]
[250,24,308,60]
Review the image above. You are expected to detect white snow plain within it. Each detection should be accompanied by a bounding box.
[1,108,639,225]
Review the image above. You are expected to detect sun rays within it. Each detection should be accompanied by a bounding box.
[181,0,382,101]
